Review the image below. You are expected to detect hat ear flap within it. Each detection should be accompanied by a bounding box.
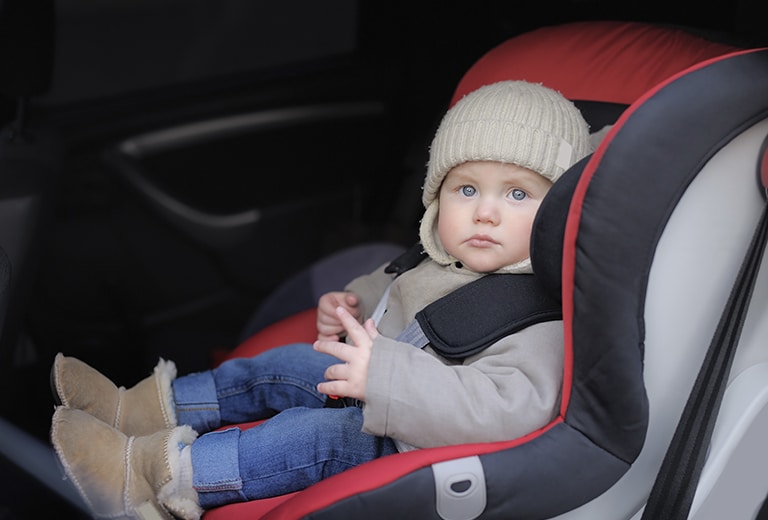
[419,199,455,266]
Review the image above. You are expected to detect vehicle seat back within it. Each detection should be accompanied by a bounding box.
[535,47,768,520]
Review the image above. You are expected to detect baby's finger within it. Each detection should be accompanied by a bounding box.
[313,339,351,363]
[323,362,350,382]
[363,318,379,339]
[344,292,359,308]
[317,380,347,397]
[336,306,369,343]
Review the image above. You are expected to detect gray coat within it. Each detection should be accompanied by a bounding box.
[345,259,564,451]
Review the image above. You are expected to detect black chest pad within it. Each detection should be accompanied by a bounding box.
[414,274,562,360]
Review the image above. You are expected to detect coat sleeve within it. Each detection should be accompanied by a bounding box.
[361,320,564,448]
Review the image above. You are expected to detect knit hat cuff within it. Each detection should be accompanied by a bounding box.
[422,120,573,207]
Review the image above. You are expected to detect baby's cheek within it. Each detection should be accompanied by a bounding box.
[436,214,459,253]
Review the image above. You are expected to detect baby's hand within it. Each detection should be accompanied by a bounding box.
[314,306,378,401]
[317,291,361,341]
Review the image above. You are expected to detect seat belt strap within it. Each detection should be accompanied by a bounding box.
[395,319,430,349]
[642,200,768,519]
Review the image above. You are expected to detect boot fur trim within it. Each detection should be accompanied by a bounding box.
[153,359,178,429]
[157,425,203,520]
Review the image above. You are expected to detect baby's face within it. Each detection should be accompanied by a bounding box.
[437,161,552,273]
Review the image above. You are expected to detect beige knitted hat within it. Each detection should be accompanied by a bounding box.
[419,80,591,272]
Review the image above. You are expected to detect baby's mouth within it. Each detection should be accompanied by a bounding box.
[465,235,500,247]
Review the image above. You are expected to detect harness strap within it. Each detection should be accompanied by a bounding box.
[413,273,561,359]
[395,319,430,349]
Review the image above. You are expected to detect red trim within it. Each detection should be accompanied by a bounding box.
[203,493,296,519]
[761,141,768,189]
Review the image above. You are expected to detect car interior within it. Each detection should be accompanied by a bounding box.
[1,2,768,519]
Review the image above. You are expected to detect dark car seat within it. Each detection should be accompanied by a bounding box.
[204,21,768,520]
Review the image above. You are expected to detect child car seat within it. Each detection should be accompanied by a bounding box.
[205,21,768,520]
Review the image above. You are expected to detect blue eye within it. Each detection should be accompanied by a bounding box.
[460,185,477,197]
[510,188,526,201]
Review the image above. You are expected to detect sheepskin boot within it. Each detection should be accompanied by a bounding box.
[51,353,177,437]
[51,406,203,520]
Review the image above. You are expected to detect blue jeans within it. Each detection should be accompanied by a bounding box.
[170,342,399,508]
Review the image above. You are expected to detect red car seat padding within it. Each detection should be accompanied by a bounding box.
[216,308,318,366]
[451,20,741,107]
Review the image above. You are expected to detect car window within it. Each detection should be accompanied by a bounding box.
[41,0,358,105]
